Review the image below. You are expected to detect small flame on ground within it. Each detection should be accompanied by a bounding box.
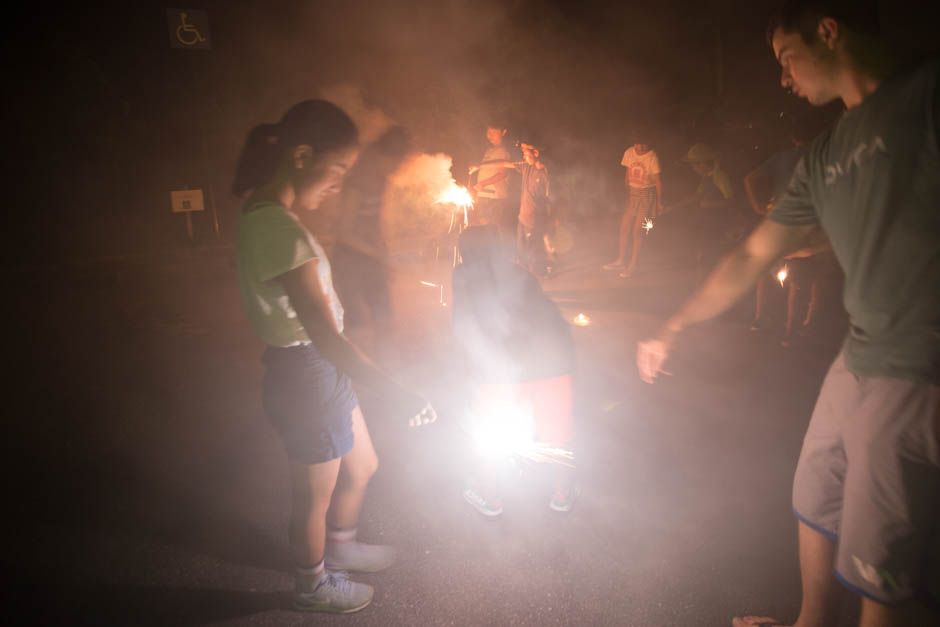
[777,266,789,286]
[642,218,654,234]
[573,313,591,327]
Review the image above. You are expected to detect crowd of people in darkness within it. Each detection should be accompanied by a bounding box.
[231,0,938,624]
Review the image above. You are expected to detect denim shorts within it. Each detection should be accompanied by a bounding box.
[261,344,359,465]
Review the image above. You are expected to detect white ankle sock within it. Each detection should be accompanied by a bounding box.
[295,560,326,593]
[326,527,357,544]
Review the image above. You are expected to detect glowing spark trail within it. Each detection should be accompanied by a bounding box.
[470,399,575,468]
[642,217,654,234]
[419,280,445,307]
[777,265,789,286]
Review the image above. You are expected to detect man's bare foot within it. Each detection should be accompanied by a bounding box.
[602,260,624,270]
[732,616,788,627]
[618,266,635,279]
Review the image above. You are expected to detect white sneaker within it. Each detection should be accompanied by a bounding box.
[293,571,373,613]
[325,540,397,573]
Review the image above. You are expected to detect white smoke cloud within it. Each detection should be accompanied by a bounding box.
[318,84,395,144]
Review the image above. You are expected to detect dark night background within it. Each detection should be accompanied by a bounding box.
[6,1,933,261]
[4,2,938,626]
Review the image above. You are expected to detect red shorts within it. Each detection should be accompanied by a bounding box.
[476,375,574,445]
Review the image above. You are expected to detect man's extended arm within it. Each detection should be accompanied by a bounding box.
[637,219,816,382]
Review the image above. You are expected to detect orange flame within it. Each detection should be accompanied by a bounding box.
[435,184,474,210]
[777,266,788,286]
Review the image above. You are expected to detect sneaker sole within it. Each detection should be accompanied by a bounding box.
[293,596,372,614]
[462,490,503,518]
[323,558,396,574]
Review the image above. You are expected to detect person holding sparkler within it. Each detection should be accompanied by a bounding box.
[452,225,578,518]
[603,134,665,279]
[233,101,435,614]
[638,2,940,625]
[745,116,819,339]
[469,140,553,278]
[470,124,514,238]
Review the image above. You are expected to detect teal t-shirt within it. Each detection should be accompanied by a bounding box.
[770,57,940,383]
[236,202,344,347]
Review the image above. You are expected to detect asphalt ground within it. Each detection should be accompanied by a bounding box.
[9,213,858,626]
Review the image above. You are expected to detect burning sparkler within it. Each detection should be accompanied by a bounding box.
[777,265,789,286]
[573,313,591,327]
[434,183,474,267]
[469,399,575,468]
[435,183,474,228]
[642,217,654,234]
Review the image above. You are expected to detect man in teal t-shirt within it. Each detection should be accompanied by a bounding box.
[637,3,939,625]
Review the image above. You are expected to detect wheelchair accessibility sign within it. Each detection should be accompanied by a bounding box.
[170,188,205,213]
[167,9,211,50]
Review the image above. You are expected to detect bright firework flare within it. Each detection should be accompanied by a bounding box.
[642,217,654,234]
[777,265,789,286]
[573,313,591,327]
[470,398,575,468]
[435,183,474,228]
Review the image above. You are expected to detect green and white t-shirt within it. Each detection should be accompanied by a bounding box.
[770,57,940,383]
[237,201,344,347]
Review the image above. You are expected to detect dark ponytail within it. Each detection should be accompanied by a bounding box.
[232,100,358,197]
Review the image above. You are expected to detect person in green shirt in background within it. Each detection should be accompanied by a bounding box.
[233,100,436,614]
[668,142,736,278]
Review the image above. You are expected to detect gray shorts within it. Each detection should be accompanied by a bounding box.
[623,186,657,218]
[792,352,940,605]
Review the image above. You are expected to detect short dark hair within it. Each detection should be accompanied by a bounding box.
[766,0,879,47]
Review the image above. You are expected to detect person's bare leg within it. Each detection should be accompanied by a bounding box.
[753,275,768,328]
[793,521,842,627]
[605,211,630,267]
[783,279,802,346]
[621,216,644,277]
[289,457,342,567]
[327,406,378,529]
[735,521,842,627]
[802,278,820,328]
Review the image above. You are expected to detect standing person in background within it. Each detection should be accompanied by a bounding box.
[603,135,665,279]
[469,140,553,277]
[332,126,413,336]
[744,119,814,335]
[668,143,735,278]
[233,102,435,615]
[471,125,513,240]
[779,230,835,347]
